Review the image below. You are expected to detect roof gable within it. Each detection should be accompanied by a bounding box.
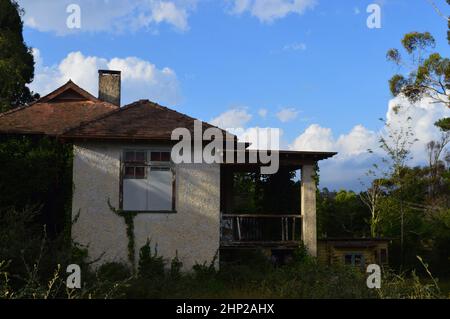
[38,80,100,103]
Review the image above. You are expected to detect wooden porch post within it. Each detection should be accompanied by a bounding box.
[301,164,317,257]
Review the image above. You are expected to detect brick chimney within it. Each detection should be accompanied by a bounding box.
[98,70,121,106]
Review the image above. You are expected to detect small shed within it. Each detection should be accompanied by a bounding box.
[318,238,390,268]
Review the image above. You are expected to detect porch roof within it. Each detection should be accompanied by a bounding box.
[221,149,337,169]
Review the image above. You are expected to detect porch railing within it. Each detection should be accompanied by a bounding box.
[220,214,302,246]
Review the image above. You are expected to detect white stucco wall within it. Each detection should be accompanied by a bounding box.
[71,142,221,271]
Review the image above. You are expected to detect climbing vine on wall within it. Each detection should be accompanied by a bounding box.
[107,199,137,270]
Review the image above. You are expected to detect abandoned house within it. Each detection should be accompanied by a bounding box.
[0,70,342,270]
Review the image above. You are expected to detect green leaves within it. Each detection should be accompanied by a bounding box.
[401,32,435,54]
[389,74,408,96]
[386,49,401,65]
[387,32,449,107]
[435,117,450,131]
[0,0,38,112]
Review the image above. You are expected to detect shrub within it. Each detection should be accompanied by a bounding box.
[169,252,183,280]
[97,262,131,283]
[193,251,218,281]
[138,240,165,279]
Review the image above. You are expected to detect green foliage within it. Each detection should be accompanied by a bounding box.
[192,251,218,281]
[378,267,442,299]
[1,229,449,299]
[435,117,450,131]
[138,240,165,279]
[108,200,137,269]
[387,32,449,107]
[0,136,73,236]
[97,262,131,283]
[388,74,408,96]
[169,252,183,280]
[232,169,299,214]
[401,32,435,54]
[292,242,314,264]
[0,0,39,112]
[317,189,370,237]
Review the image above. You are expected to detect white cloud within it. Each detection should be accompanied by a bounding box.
[258,108,268,118]
[134,0,191,31]
[290,96,450,191]
[210,108,286,149]
[227,0,317,22]
[31,49,181,106]
[291,124,335,151]
[353,7,360,15]
[291,123,379,190]
[336,125,378,157]
[276,107,299,122]
[283,42,307,51]
[384,96,450,165]
[17,0,196,34]
[234,127,284,150]
[210,108,253,129]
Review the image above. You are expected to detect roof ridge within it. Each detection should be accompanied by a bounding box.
[61,100,141,135]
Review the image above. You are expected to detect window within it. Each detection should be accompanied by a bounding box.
[122,150,175,212]
[344,253,365,268]
[151,151,171,162]
[124,166,146,179]
[124,151,147,179]
[344,254,353,265]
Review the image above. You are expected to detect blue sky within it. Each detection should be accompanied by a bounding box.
[18,0,450,190]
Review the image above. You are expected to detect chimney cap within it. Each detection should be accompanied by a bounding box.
[98,69,121,75]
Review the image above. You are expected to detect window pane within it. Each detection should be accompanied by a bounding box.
[344,254,352,265]
[147,168,173,211]
[135,167,146,179]
[151,152,161,161]
[135,151,146,163]
[151,167,170,172]
[123,178,147,211]
[124,166,135,178]
[161,152,171,162]
[125,151,135,162]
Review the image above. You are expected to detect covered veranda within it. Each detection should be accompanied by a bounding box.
[220,150,336,257]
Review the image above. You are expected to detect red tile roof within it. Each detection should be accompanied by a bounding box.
[0,81,118,136]
[63,99,234,141]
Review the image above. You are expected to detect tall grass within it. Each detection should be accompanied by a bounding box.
[1,242,448,299]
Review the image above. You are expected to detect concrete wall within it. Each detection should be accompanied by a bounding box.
[71,142,221,271]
